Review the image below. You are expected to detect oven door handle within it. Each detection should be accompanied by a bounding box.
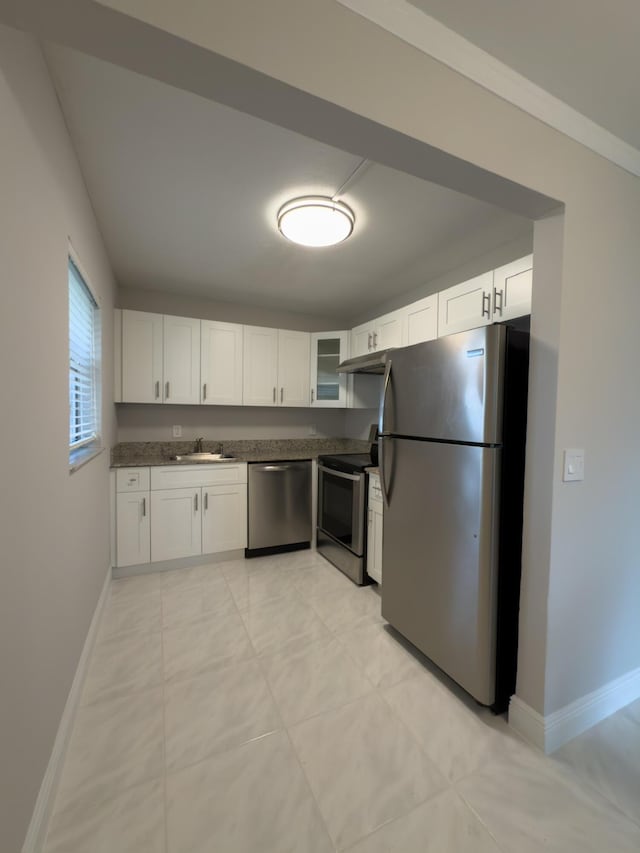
[317,464,362,482]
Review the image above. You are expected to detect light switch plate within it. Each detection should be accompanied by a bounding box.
[172,425,182,438]
[563,448,585,482]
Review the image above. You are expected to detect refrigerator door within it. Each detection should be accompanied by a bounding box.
[380,325,506,444]
[381,436,501,705]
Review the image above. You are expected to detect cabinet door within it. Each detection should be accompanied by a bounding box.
[493,255,533,322]
[243,326,279,406]
[375,309,405,350]
[202,484,247,553]
[351,323,373,358]
[151,488,201,562]
[405,294,438,345]
[437,272,493,337]
[310,331,349,407]
[201,320,243,405]
[278,329,311,407]
[116,492,150,567]
[163,315,200,404]
[367,506,383,584]
[121,310,163,403]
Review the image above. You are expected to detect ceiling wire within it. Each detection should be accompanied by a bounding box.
[332,157,371,200]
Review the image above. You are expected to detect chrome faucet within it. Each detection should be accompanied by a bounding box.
[194,436,204,453]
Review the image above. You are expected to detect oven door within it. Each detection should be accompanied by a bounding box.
[317,465,366,556]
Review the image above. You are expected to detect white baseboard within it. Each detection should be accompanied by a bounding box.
[21,567,112,853]
[509,665,640,754]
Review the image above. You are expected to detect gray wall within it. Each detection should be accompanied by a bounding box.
[0,27,117,852]
[92,0,640,720]
[118,285,346,332]
[117,404,347,442]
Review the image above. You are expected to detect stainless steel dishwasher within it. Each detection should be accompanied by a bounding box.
[246,460,312,556]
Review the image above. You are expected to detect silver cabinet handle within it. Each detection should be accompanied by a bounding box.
[280,387,284,403]
[367,332,372,351]
[272,386,276,403]
[372,331,378,349]
[493,288,504,316]
[203,383,207,401]
[311,388,315,404]
[194,492,198,512]
[155,380,160,400]
[165,381,170,399]
[142,497,146,517]
[482,292,491,319]
[204,492,208,510]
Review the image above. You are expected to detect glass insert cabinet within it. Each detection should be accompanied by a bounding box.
[310,331,349,407]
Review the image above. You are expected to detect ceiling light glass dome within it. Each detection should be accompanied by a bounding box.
[277,196,355,247]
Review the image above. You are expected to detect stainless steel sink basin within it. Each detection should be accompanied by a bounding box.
[172,453,238,462]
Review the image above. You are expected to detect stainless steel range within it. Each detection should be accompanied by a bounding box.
[316,452,373,585]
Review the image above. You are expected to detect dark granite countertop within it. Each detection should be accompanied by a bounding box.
[111,438,371,468]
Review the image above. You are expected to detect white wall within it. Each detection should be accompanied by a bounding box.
[118,285,346,332]
[0,27,117,852]
[86,0,640,722]
[117,404,347,442]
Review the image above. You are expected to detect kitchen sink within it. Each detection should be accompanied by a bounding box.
[171,452,238,462]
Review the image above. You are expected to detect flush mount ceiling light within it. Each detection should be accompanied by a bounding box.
[277,196,355,247]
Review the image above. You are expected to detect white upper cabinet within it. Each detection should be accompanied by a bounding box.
[201,320,243,405]
[278,329,311,407]
[492,254,533,322]
[243,326,310,407]
[351,309,405,358]
[376,309,405,350]
[437,271,494,337]
[351,323,374,359]
[121,310,200,404]
[162,315,200,404]
[121,310,163,402]
[243,326,279,406]
[405,293,438,346]
[310,331,349,407]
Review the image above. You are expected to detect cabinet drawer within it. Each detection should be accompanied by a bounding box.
[150,463,247,490]
[116,467,150,493]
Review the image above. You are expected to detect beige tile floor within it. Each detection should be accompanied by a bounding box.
[44,550,640,852]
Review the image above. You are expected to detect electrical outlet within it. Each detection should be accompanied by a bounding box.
[309,424,317,435]
[172,425,182,438]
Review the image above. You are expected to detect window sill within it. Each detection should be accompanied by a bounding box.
[69,444,104,474]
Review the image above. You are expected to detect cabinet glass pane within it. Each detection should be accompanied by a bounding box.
[316,338,341,401]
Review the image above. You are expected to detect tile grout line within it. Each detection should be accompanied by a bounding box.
[160,587,169,853]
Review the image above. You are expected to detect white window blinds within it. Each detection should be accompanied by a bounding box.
[69,258,99,450]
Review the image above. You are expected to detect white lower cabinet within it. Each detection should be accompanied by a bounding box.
[115,468,151,568]
[367,473,383,584]
[116,492,150,567]
[202,484,247,552]
[115,464,248,568]
[151,487,202,562]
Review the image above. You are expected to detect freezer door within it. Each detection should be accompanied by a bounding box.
[380,325,505,444]
[381,437,500,705]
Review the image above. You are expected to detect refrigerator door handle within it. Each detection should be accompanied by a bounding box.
[379,358,393,436]
[379,435,391,508]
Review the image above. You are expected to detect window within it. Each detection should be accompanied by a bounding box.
[69,254,101,465]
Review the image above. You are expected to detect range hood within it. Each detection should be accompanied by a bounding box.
[336,348,394,375]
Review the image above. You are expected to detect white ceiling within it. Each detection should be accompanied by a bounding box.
[44,43,530,321]
[408,0,640,150]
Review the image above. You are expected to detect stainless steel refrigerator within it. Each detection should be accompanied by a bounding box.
[379,323,529,711]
